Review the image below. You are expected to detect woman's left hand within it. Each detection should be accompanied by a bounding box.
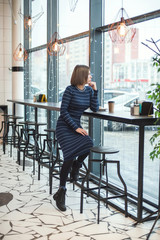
[76,128,88,136]
[88,81,97,91]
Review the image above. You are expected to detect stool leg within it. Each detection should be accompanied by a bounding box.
[105,161,109,208]
[3,122,9,154]
[10,140,12,158]
[97,162,103,224]
[49,167,53,194]
[49,150,53,186]
[80,167,90,214]
[116,161,128,217]
[49,144,61,194]
[23,150,26,171]
[17,149,20,165]
[146,211,160,240]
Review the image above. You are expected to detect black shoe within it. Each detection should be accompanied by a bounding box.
[70,160,82,182]
[53,188,66,211]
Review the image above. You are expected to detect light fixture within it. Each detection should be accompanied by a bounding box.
[108,0,136,44]
[13,43,28,61]
[47,32,66,56]
[18,6,44,32]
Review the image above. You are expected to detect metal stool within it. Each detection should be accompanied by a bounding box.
[22,122,47,174]
[80,146,128,224]
[17,121,37,165]
[2,115,23,156]
[44,129,63,194]
[38,128,58,183]
[0,114,13,145]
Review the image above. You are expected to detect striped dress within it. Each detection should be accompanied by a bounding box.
[56,85,99,161]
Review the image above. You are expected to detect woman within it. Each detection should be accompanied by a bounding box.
[53,65,99,211]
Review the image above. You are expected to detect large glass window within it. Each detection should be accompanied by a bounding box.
[103,15,160,207]
[29,49,47,98]
[59,0,89,38]
[31,0,47,48]
[58,37,89,94]
[104,17,160,108]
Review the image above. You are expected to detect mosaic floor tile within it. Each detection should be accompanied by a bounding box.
[0,145,160,240]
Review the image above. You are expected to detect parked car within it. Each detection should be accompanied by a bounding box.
[104,89,126,104]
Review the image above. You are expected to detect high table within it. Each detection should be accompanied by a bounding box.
[7,99,160,221]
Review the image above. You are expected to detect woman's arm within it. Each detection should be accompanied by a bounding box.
[60,87,79,130]
[90,88,99,112]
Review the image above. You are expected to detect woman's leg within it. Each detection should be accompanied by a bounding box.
[60,159,74,187]
[77,152,89,163]
[53,158,73,211]
[71,152,89,181]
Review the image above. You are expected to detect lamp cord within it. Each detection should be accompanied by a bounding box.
[121,0,124,18]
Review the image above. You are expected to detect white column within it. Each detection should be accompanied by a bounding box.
[12,0,24,116]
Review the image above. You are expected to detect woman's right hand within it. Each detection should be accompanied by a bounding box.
[88,81,97,91]
[76,128,88,136]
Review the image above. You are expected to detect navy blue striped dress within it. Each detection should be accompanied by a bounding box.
[56,85,99,161]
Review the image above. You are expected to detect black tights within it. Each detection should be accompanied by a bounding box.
[60,152,89,187]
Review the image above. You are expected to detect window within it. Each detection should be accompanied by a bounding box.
[29,49,47,98]
[104,17,160,95]
[58,37,89,92]
[59,0,89,38]
[31,0,47,48]
[104,0,160,25]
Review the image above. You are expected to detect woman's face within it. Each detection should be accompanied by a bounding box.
[87,71,92,84]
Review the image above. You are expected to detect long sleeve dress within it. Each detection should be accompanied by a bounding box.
[56,85,99,162]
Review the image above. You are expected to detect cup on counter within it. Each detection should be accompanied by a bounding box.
[108,101,115,113]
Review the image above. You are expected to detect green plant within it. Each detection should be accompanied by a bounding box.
[147,57,160,161]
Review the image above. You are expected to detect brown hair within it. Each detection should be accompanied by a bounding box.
[70,65,89,86]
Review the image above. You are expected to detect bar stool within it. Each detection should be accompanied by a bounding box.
[22,122,47,174]
[44,129,63,194]
[0,114,13,144]
[2,115,23,156]
[38,128,57,182]
[17,121,37,165]
[80,146,128,224]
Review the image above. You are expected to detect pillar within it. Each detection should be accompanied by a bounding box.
[12,0,24,116]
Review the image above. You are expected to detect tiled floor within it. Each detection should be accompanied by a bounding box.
[0,145,160,240]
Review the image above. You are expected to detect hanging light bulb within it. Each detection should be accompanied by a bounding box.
[52,40,60,53]
[108,1,136,44]
[27,16,32,27]
[47,32,66,56]
[18,7,44,32]
[17,47,23,59]
[13,43,28,61]
[117,17,128,37]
